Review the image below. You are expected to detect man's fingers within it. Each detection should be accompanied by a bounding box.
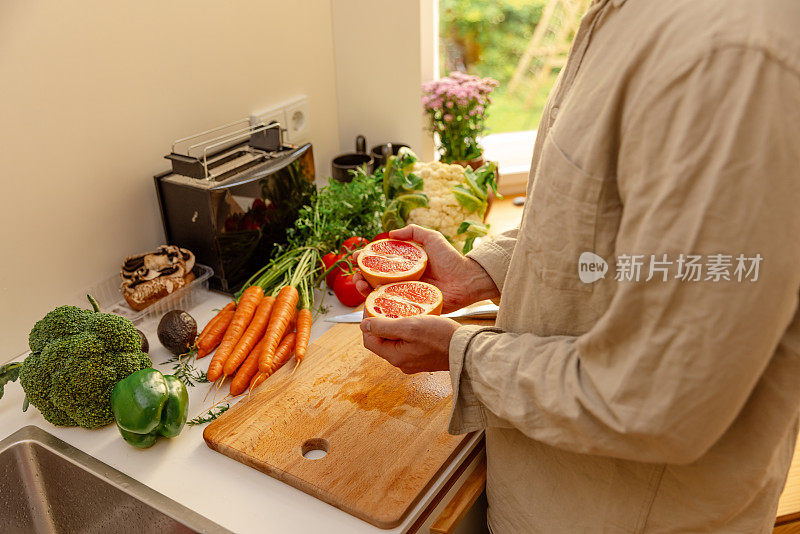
[389,224,438,245]
[362,332,403,364]
[360,317,416,340]
[353,272,372,296]
[418,275,440,287]
[387,225,415,241]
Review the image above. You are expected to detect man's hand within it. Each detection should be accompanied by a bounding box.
[360,315,461,374]
[354,224,500,313]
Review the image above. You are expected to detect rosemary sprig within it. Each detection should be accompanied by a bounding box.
[163,351,209,387]
[187,403,230,426]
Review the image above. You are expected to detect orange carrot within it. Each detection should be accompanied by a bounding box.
[249,371,268,392]
[249,331,296,394]
[229,334,270,396]
[262,331,296,376]
[196,316,222,351]
[197,302,235,343]
[223,296,276,377]
[294,308,312,365]
[259,285,299,372]
[197,309,235,358]
[207,286,263,382]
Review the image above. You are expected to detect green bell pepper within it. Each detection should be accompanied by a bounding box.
[110,368,189,449]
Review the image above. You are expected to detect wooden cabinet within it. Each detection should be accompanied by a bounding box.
[419,430,800,534]
[405,443,488,534]
[775,434,800,532]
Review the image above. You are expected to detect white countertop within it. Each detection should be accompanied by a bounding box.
[0,288,482,534]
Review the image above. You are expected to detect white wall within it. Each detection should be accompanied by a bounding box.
[0,0,435,358]
[331,0,437,161]
[0,1,342,357]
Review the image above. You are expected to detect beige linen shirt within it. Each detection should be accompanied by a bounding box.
[449,0,800,532]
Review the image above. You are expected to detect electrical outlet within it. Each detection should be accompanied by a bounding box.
[284,96,310,144]
[249,96,309,145]
[249,106,286,131]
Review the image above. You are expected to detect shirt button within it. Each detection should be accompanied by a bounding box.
[551,107,560,119]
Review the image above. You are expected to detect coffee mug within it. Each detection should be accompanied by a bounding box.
[370,142,411,169]
[331,135,374,182]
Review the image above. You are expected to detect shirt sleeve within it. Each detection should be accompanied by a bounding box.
[466,226,518,293]
[448,46,800,464]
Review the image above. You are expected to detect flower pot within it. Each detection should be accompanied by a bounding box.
[451,157,500,222]
[451,156,485,170]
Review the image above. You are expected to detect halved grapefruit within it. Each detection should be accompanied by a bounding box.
[357,239,427,287]
[364,281,443,318]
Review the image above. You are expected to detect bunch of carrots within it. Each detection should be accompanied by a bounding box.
[195,250,316,397]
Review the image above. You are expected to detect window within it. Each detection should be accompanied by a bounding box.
[438,0,587,193]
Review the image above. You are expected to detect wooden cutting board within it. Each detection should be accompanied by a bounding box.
[203,320,475,529]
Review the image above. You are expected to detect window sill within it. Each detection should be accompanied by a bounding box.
[481,130,536,196]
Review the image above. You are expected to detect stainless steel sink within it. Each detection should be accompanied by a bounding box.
[0,426,233,534]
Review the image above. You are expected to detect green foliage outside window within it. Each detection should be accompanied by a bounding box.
[439,0,567,134]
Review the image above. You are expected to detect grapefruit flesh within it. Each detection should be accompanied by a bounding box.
[383,281,440,305]
[368,239,425,259]
[365,281,443,318]
[369,297,424,318]
[357,239,427,287]
[359,256,416,274]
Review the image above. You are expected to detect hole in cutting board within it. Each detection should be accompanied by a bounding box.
[302,438,329,460]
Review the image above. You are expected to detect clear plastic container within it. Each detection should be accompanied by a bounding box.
[79,264,214,325]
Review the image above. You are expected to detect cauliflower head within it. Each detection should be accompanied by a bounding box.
[381,149,497,253]
[405,161,484,252]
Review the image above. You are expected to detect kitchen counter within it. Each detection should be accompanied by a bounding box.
[0,200,527,533]
[6,197,798,531]
[0,292,483,534]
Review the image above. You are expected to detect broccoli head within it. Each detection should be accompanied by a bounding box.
[28,305,92,353]
[86,313,142,353]
[19,298,152,429]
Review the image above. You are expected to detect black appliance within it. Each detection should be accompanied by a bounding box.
[155,119,316,293]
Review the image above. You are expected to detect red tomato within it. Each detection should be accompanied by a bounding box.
[333,271,367,307]
[340,236,370,254]
[371,232,391,242]
[321,252,343,288]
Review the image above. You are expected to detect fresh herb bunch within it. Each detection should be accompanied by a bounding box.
[239,170,387,309]
[287,169,386,253]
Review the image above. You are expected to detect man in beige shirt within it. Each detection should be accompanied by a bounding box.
[356,0,800,531]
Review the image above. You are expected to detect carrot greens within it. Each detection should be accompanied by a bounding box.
[238,170,386,314]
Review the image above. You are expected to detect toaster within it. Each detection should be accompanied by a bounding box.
[154,119,316,293]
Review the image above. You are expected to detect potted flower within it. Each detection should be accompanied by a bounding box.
[422,71,499,168]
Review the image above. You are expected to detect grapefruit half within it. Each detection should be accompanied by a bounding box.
[364,281,443,318]
[357,239,427,287]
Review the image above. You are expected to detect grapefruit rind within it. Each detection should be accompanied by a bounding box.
[357,239,428,287]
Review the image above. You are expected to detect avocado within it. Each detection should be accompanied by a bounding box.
[136,329,150,353]
[157,310,197,356]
